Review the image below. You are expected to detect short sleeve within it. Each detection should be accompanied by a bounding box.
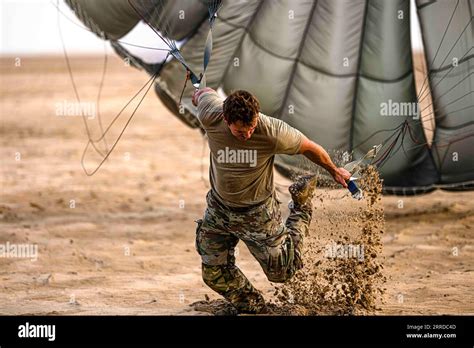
[197,90,223,128]
[272,118,304,155]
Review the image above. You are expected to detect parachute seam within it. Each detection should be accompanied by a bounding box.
[349,0,369,152]
[217,14,413,83]
[152,0,210,43]
[417,1,438,10]
[218,1,266,87]
[429,53,474,73]
[276,0,319,120]
[383,179,474,193]
[434,120,474,131]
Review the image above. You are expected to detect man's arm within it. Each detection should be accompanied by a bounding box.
[298,135,351,188]
[192,87,215,107]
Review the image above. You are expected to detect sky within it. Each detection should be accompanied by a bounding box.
[0,0,171,62]
[0,0,424,58]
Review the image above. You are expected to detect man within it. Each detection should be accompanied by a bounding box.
[192,87,350,314]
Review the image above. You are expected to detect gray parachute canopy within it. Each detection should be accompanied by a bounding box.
[65,0,474,194]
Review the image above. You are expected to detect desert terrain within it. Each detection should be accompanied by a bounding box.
[0,56,472,315]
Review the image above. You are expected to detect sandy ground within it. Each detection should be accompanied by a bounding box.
[0,56,473,315]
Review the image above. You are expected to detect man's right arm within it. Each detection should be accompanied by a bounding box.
[298,135,351,188]
[192,87,215,107]
[192,87,223,127]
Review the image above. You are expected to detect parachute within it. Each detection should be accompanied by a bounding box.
[63,0,474,194]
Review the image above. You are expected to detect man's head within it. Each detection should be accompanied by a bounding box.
[223,90,260,141]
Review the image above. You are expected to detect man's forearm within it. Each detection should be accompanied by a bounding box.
[302,141,338,176]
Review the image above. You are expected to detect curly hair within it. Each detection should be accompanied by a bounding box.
[223,90,260,126]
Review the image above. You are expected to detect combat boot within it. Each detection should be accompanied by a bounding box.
[288,174,317,209]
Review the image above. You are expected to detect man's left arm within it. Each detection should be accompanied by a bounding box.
[298,135,351,188]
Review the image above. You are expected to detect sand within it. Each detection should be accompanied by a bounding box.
[0,56,473,315]
[271,166,386,315]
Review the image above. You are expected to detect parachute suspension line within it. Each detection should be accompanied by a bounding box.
[396,124,474,174]
[420,89,474,117]
[417,15,473,101]
[127,0,199,86]
[178,71,191,105]
[413,87,474,158]
[51,1,172,52]
[403,1,474,174]
[416,11,474,118]
[372,122,408,169]
[351,122,405,153]
[417,46,474,105]
[372,118,473,170]
[416,105,474,138]
[406,121,425,145]
[352,0,472,171]
[416,0,460,100]
[61,0,224,175]
[52,1,177,52]
[177,0,222,108]
[81,46,169,174]
[127,0,222,89]
[90,65,167,146]
[412,2,473,157]
[81,71,159,176]
[349,121,408,171]
[350,0,465,172]
[97,39,110,154]
[381,123,410,166]
[424,104,474,125]
[57,0,108,158]
[58,0,166,175]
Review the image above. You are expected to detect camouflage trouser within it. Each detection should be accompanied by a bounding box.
[195,189,312,313]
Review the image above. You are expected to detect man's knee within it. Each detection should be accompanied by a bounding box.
[264,267,296,283]
[262,253,298,283]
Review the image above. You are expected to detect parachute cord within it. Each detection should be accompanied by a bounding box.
[351,122,405,153]
[81,71,159,176]
[178,70,191,106]
[52,0,174,52]
[96,39,110,154]
[373,122,407,169]
[406,122,425,145]
[416,0,460,100]
[57,0,107,158]
[127,0,201,84]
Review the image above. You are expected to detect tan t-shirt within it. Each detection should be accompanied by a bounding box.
[197,90,303,208]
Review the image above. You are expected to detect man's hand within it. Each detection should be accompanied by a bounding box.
[331,167,351,188]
